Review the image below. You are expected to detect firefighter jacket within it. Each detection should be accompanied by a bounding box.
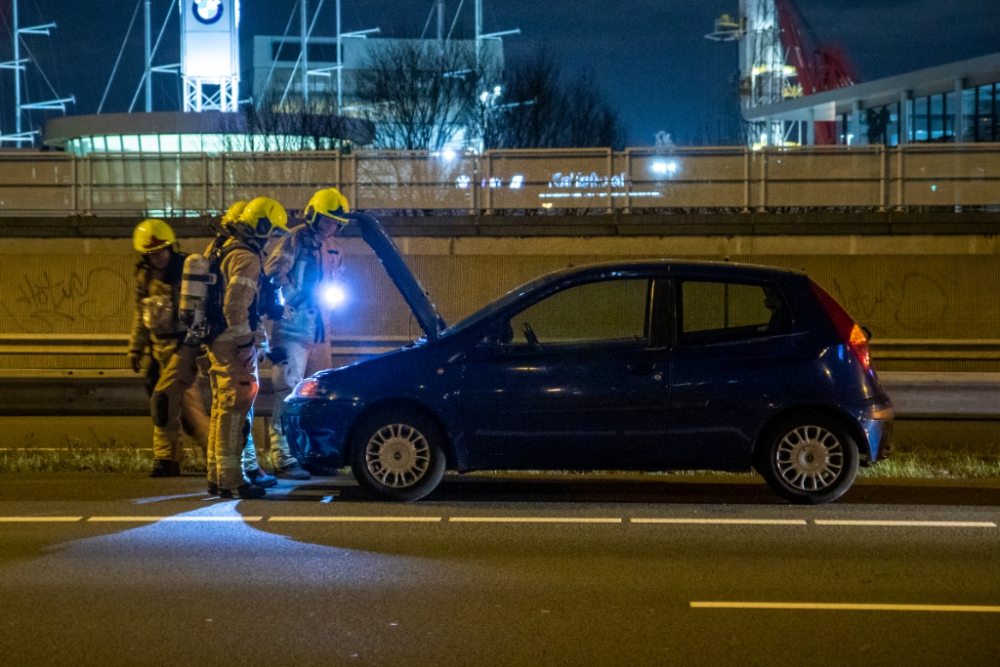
[264,225,339,343]
[129,251,188,356]
[210,237,263,342]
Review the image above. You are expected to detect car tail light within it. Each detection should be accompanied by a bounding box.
[293,378,329,398]
[809,280,871,372]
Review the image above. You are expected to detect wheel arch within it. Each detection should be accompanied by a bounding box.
[344,397,457,469]
[752,404,870,467]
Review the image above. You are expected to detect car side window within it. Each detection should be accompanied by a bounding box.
[508,278,650,347]
[679,280,790,344]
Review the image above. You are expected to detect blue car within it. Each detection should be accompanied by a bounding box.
[283,213,893,504]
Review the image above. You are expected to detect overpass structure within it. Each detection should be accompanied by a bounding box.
[2,145,999,217]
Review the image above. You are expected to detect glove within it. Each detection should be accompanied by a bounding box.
[252,327,269,363]
[128,351,142,374]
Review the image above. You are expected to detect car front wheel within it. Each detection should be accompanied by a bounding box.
[349,408,446,501]
[754,413,859,505]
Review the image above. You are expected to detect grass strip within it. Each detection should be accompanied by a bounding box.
[1,445,998,479]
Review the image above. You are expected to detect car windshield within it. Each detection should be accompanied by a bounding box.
[441,270,573,337]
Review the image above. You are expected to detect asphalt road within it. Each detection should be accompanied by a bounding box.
[1,473,999,667]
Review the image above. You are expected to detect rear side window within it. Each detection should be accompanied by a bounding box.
[679,280,790,344]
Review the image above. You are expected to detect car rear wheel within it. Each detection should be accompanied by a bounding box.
[754,413,859,505]
[349,408,446,501]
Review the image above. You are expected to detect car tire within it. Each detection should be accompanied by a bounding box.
[349,408,447,502]
[754,413,859,505]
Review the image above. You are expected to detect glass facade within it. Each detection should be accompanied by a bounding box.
[65,133,343,156]
[838,80,1000,146]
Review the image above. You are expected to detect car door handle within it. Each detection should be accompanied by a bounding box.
[671,398,710,408]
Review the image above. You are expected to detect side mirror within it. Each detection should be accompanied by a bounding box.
[475,333,506,358]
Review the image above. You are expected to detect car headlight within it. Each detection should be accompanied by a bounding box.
[293,378,330,398]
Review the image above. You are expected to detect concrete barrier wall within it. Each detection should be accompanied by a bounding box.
[3,234,1000,373]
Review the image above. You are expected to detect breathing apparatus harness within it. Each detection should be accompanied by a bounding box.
[180,222,283,346]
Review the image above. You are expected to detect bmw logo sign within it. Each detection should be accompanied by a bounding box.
[192,0,223,25]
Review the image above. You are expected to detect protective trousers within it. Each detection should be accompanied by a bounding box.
[150,340,208,463]
[206,336,259,491]
[268,328,317,468]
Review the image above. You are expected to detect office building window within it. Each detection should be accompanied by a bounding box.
[976,84,994,142]
[930,94,944,140]
[913,97,928,141]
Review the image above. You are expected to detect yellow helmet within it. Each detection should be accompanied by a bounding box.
[238,197,289,238]
[132,218,176,253]
[221,200,247,225]
[304,188,350,226]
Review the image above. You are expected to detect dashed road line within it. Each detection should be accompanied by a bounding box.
[87,516,264,522]
[449,517,622,523]
[1,515,997,527]
[691,601,1000,613]
[268,516,443,522]
[632,518,807,525]
[814,520,996,528]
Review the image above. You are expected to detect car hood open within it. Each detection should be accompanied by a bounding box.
[347,212,446,340]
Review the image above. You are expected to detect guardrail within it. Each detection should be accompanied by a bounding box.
[2,144,999,217]
[4,335,1000,374]
[3,336,1000,417]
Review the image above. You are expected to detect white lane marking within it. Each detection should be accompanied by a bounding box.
[268,516,443,522]
[449,517,622,523]
[87,516,263,522]
[0,517,83,522]
[691,601,1000,613]
[814,520,996,528]
[632,518,807,525]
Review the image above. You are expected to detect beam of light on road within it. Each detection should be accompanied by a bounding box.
[691,602,1000,613]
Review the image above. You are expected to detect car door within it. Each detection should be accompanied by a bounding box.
[668,274,796,470]
[460,276,664,471]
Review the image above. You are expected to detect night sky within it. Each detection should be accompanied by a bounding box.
[2,0,998,146]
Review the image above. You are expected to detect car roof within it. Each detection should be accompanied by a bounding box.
[533,259,803,283]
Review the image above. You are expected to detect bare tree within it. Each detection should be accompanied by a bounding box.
[354,40,477,151]
[478,51,627,150]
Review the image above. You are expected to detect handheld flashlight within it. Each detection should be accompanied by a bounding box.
[321,282,348,309]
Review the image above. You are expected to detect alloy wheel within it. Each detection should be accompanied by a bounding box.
[775,425,845,491]
[364,423,431,488]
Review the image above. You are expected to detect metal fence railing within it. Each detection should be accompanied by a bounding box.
[2,144,999,216]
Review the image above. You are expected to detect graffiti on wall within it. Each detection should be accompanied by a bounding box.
[1,268,129,334]
[831,273,950,334]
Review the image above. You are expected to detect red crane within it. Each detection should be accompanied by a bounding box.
[773,0,857,143]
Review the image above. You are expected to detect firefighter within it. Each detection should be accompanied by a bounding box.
[203,201,277,493]
[128,219,209,477]
[263,188,350,479]
[200,197,288,499]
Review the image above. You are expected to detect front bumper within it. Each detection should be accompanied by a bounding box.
[281,401,350,465]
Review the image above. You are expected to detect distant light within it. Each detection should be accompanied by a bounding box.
[455,174,471,189]
[510,174,524,190]
[480,91,489,103]
[493,85,502,95]
[442,148,457,161]
[321,283,347,309]
[651,160,678,176]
